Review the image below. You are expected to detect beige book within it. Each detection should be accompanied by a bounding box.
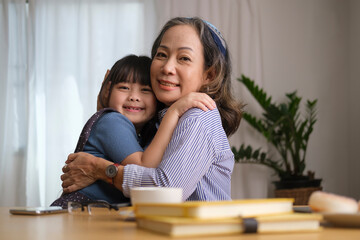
[134,198,294,219]
[137,213,323,237]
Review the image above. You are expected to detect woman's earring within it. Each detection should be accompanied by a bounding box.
[206,86,210,93]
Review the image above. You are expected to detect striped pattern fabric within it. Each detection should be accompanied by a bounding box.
[122,107,234,201]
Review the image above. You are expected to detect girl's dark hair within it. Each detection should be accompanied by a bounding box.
[98,54,158,147]
[102,54,152,99]
[151,17,243,137]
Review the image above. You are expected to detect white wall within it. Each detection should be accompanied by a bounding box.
[349,0,360,200]
[231,0,359,199]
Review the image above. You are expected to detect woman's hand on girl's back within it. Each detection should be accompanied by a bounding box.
[168,92,216,118]
[61,152,101,193]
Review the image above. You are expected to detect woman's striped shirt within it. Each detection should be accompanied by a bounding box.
[122,107,234,201]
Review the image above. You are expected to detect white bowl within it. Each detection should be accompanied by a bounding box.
[130,187,183,206]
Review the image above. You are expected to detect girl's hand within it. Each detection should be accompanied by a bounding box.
[169,92,216,118]
[61,152,101,193]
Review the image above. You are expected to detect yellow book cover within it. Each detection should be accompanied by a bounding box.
[134,198,294,219]
[136,213,323,237]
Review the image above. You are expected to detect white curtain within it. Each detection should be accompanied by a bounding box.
[0,0,264,207]
[0,0,156,207]
[0,0,29,207]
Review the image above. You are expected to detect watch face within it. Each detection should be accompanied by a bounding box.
[106,165,118,178]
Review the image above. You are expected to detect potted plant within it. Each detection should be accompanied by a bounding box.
[232,75,322,204]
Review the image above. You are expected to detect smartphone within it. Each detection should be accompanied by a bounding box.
[9,206,67,215]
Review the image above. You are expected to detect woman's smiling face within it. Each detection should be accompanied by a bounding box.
[150,25,209,106]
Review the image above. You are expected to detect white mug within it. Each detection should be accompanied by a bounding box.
[130,187,183,205]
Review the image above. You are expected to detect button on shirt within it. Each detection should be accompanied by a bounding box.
[122,107,234,201]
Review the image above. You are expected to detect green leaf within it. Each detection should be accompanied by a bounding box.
[252,149,260,159]
[235,75,318,178]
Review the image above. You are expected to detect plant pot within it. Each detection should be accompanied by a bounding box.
[273,178,323,205]
[274,178,322,190]
[275,186,322,205]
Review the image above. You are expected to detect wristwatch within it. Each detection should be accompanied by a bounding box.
[105,163,120,184]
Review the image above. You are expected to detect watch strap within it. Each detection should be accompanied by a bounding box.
[113,163,120,185]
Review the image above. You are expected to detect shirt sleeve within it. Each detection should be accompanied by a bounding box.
[122,110,215,200]
[90,112,143,163]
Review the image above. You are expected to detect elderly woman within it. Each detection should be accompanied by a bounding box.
[61,17,243,202]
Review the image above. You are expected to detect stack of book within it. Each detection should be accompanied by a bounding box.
[134,198,323,237]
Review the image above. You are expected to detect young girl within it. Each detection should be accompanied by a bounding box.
[51,54,215,207]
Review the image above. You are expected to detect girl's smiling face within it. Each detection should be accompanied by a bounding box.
[150,25,211,106]
[108,82,157,131]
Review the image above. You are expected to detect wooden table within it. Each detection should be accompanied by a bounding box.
[1,207,360,240]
